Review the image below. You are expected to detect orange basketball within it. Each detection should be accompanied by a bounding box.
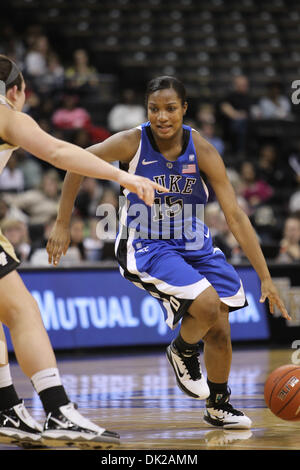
[264,364,300,421]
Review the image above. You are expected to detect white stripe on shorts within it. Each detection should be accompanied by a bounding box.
[162,299,176,330]
[220,281,246,307]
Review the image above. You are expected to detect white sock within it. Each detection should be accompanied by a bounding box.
[0,364,13,388]
[31,368,62,394]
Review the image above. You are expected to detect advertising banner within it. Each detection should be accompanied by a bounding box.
[5,266,270,351]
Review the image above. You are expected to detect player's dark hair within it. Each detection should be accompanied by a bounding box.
[0,55,23,92]
[145,76,187,105]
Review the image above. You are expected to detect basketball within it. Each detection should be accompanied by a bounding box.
[264,365,300,421]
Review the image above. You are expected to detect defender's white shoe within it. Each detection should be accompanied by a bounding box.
[0,401,42,443]
[42,402,120,448]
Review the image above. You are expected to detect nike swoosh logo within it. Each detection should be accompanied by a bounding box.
[173,360,185,378]
[210,414,224,421]
[50,417,72,429]
[4,415,20,428]
[142,159,158,165]
[212,417,239,425]
[209,413,239,425]
[204,228,210,238]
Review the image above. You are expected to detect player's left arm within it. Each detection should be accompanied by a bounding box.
[193,130,290,320]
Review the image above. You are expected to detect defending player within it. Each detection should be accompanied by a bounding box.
[0,55,166,447]
[48,76,290,430]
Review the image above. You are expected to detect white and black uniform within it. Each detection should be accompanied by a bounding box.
[0,95,20,277]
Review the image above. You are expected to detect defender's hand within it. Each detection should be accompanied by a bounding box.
[118,172,168,206]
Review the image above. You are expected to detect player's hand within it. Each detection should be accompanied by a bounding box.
[260,278,291,320]
[117,171,168,206]
[46,220,71,266]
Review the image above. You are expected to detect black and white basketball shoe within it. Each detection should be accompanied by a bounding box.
[42,402,120,448]
[204,390,252,429]
[0,401,42,443]
[166,341,210,399]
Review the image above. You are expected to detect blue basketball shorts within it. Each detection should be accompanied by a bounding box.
[115,233,247,330]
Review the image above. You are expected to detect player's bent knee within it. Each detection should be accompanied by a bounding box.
[189,288,220,326]
[1,295,41,330]
[1,304,23,329]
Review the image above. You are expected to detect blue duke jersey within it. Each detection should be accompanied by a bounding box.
[119,122,211,252]
[115,122,247,329]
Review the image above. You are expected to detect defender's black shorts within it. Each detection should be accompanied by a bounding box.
[0,229,20,279]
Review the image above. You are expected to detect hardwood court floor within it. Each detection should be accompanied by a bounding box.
[1,346,299,451]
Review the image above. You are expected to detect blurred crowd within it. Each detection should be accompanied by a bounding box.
[1,24,300,266]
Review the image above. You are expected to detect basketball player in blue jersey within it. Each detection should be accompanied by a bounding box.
[0,55,166,448]
[49,76,290,430]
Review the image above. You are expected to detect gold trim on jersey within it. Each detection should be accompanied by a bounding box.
[0,142,16,151]
[0,95,15,109]
[0,228,19,263]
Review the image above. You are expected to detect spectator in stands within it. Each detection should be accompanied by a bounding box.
[72,123,111,149]
[257,81,292,120]
[196,103,216,126]
[107,88,146,133]
[72,128,92,149]
[213,211,244,263]
[220,75,252,155]
[24,34,51,78]
[4,169,61,226]
[239,160,274,209]
[257,144,277,180]
[0,195,28,225]
[51,94,91,130]
[204,201,222,238]
[22,88,41,120]
[83,218,104,262]
[38,52,65,95]
[15,148,43,190]
[257,143,291,189]
[275,215,300,263]
[251,205,277,245]
[1,218,31,262]
[226,167,245,198]
[205,202,243,262]
[64,48,99,94]
[30,215,85,266]
[75,177,104,219]
[0,25,25,68]
[0,153,24,192]
[200,122,225,156]
[37,95,56,122]
[30,215,56,254]
[24,24,44,50]
[69,215,86,261]
[96,186,119,239]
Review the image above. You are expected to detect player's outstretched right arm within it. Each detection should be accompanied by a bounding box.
[1,108,166,205]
